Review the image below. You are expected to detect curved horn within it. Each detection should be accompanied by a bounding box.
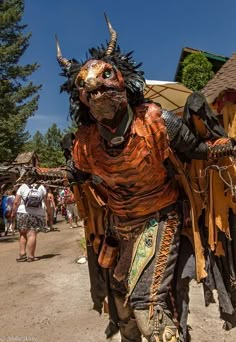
[55,34,71,68]
[104,13,117,56]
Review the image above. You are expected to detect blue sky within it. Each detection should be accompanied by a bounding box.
[22,0,236,136]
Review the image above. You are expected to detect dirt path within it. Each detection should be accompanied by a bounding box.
[0,216,235,342]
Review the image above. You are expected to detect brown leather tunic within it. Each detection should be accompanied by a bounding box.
[72,103,178,231]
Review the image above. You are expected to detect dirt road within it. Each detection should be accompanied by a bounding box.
[0,216,235,342]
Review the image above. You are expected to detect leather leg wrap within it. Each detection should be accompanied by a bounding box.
[151,306,179,342]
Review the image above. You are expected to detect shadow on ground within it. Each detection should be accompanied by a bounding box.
[38,253,61,260]
[0,235,18,243]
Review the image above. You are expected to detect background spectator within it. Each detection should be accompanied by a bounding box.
[11,182,47,262]
[46,187,56,231]
[64,187,81,229]
[1,189,16,236]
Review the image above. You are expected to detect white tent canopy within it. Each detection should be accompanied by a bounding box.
[144,80,192,112]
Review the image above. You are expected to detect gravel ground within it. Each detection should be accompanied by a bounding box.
[0,215,235,342]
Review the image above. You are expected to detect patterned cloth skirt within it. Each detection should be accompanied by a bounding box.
[128,209,182,310]
[16,212,45,231]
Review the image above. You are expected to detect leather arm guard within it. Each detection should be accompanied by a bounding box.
[162,110,208,160]
[162,111,236,161]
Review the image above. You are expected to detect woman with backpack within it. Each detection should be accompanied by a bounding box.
[11,182,47,262]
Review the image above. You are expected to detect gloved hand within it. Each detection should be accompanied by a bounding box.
[65,161,90,184]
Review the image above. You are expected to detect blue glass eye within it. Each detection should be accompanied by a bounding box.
[79,80,85,87]
[103,70,111,78]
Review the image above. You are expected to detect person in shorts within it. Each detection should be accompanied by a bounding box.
[11,183,47,262]
[64,188,81,229]
[45,187,57,231]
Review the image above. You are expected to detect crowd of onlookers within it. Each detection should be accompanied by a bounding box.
[0,182,84,262]
[0,184,81,234]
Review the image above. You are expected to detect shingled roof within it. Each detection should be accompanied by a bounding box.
[13,151,37,165]
[202,52,236,103]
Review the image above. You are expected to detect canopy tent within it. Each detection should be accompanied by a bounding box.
[144,80,192,112]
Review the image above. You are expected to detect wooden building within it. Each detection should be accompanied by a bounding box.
[0,151,66,193]
[13,151,39,167]
[202,52,236,138]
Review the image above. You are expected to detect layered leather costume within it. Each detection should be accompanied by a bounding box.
[173,92,236,341]
[73,104,178,233]
[57,16,236,342]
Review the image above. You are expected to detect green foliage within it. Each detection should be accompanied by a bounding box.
[41,124,65,167]
[63,121,78,134]
[79,237,86,250]
[181,53,214,91]
[0,0,41,162]
[24,123,65,167]
[24,131,45,156]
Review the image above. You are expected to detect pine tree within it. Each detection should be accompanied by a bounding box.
[64,121,78,134]
[0,0,41,162]
[24,124,67,167]
[24,130,46,159]
[40,124,65,168]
